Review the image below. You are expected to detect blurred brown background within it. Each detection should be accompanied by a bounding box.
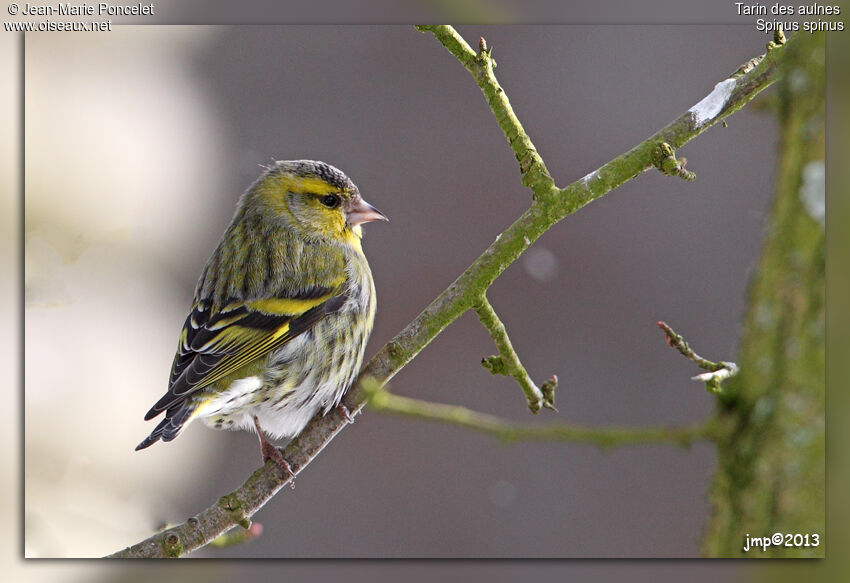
[24,24,781,560]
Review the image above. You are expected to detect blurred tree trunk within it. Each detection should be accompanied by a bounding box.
[702,31,825,558]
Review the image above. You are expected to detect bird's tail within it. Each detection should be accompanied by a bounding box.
[135,403,197,451]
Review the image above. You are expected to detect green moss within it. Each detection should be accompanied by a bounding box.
[162,532,184,558]
[220,493,252,529]
[481,355,508,375]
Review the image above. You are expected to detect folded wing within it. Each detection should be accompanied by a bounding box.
[137,284,347,448]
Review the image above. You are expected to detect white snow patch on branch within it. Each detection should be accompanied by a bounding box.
[691,362,739,383]
[688,78,737,126]
[799,160,825,228]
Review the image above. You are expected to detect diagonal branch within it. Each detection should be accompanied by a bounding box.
[364,381,714,448]
[473,293,556,413]
[108,26,791,558]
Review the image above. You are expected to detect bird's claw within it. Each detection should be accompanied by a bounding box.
[254,415,296,486]
[261,440,294,476]
[336,403,355,424]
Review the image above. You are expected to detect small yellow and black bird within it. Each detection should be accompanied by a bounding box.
[136,160,386,474]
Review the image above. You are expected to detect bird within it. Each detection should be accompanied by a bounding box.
[135,160,386,475]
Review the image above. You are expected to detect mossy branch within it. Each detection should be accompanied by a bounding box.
[108,26,791,558]
[474,293,557,413]
[702,29,824,558]
[363,380,713,448]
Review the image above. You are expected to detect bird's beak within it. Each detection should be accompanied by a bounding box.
[347,197,388,227]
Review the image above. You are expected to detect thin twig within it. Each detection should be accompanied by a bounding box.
[473,293,556,413]
[108,27,789,558]
[364,381,713,448]
[657,321,739,393]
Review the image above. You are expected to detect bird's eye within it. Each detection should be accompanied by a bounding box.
[320,194,341,208]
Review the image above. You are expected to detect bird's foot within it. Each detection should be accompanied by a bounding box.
[254,416,295,486]
[336,403,355,424]
[261,440,296,482]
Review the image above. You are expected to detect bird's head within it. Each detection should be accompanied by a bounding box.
[247,160,387,245]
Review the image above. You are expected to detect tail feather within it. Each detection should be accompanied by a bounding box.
[161,406,195,442]
[135,403,197,451]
